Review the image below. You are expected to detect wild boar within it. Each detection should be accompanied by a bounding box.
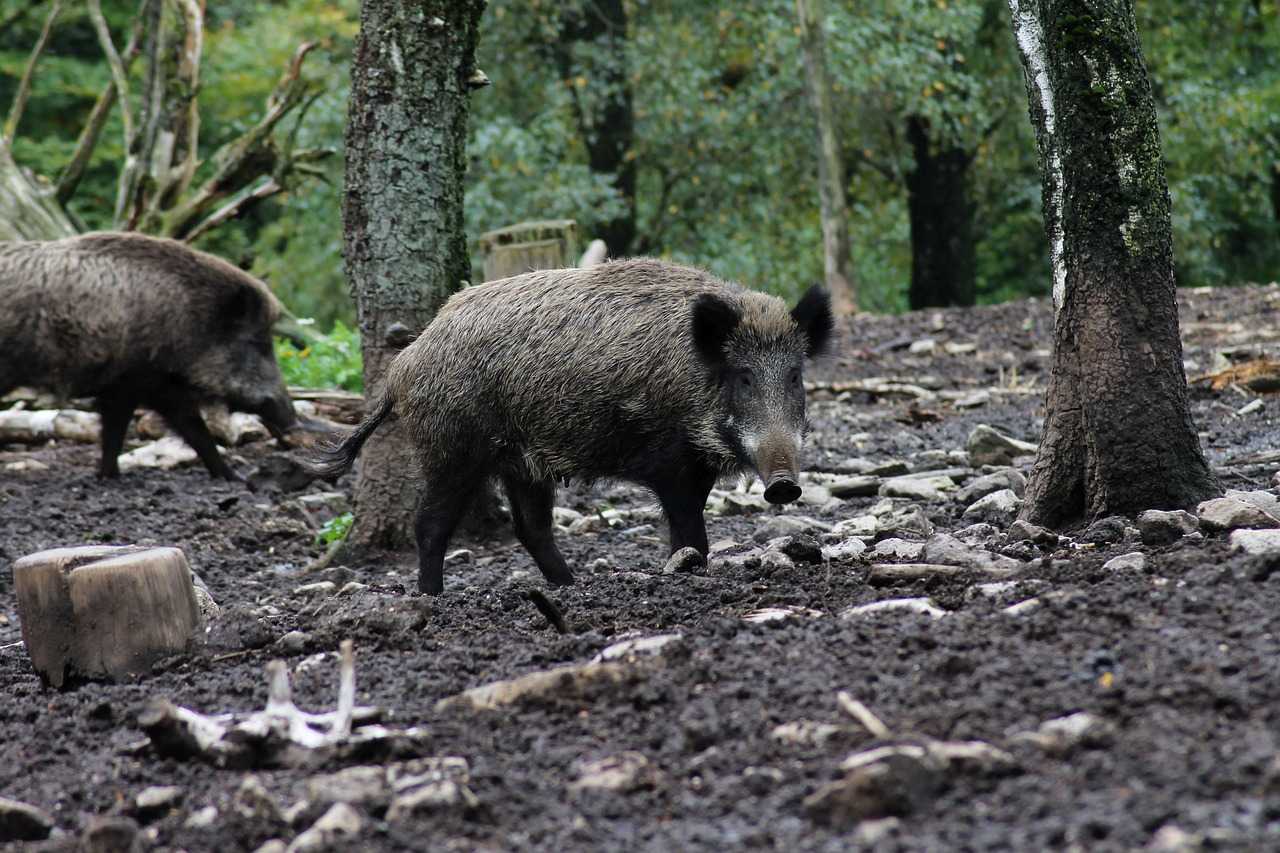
[0,232,298,479]
[313,259,834,594]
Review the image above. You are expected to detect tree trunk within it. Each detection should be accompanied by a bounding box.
[342,0,485,551]
[550,0,636,256]
[0,146,78,241]
[905,115,976,309]
[1007,0,1217,527]
[794,0,857,315]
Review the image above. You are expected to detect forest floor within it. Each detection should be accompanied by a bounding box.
[3,285,1280,852]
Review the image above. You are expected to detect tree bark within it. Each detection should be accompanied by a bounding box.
[905,115,977,308]
[794,0,857,315]
[342,0,485,550]
[549,0,636,256]
[1007,0,1217,527]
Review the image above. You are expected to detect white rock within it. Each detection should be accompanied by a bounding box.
[908,338,936,354]
[184,806,219,829]
[841,598,946,620]
[1137,509,1199,545]
[879,476,954,502]
[569,752,658,792]
[955,469,1027,503]
[1229,528,1280,556]
[880,505,935,539]
[831,515,878,538]
[1227,489,1280,516]
[966,424,1037,467]
[593,633,684,663]
[293,581,337,599]
[1102,552,1147,572]
[821,538,868,561]
[743,605,823,624]
[1196,497,1280,532]
[871,538,926,560]
[552,507,584,527]
[954,390,991,409]
[962,489,1022,526]
[1012,711,1114,756]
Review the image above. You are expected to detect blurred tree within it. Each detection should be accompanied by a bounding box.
[794,0,856,314]
[0,0,330,243]
[1007,0,1217,526]
[341,0,486,552]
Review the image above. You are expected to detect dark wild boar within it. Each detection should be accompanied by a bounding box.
[313,259,834,594]
[0,232,299,479]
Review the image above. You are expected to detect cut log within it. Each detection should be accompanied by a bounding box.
[0,409,101,444]
[14,545,206,687]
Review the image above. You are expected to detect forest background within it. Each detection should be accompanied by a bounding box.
[2,0,1276,334]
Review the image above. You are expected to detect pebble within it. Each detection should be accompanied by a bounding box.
[1196,497,1280,532]
[804,746,940,826]
[871,538,926,560]
[662,547,705,574]
[841,598,946,620]
[1011,711,1115,757]
[821,538,868,561]
[593,633,684,662]
[922,533,1022,576]
[955,469,1027,504]
[293,581,336,599]
[80,816,140,853]
[1137,509,1199,545]
[759,550,796,572]
[830,515,878,538]
[828,476,881,499]
[306,766,388,808]
[287,803,363,852]
[880,505,935,539]
[552,507,583,527]
[769,534,824,564]
[133,785,184,819]
[742,605,823,624]
[1229,528,1280,556]
[962,489,1022,526]
[752,515,829,542]
[1226,488,1280,516]
[966,424,1037,467]
[0,796,55,842]
[770,720,843,746]
[386,782,478,821]
[1006,519,1059,547]
[879,476,954,502]
[1081,515,1130,545]
[184,806,219,829]
[1102,552,1147,572]
[569,752,658,793]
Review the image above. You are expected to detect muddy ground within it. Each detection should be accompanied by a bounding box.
[3,285,1280,851]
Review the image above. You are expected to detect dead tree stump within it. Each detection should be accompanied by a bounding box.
[478,219,578,281]
[14,545,206,687]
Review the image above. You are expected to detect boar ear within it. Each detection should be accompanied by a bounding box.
[791,285,834,358]
[222,285,261,330]
[691,293,741,365]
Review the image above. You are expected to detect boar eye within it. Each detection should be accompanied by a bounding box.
[789,369,802,387]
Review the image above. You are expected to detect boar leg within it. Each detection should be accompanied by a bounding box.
[153,398,237,480]
[414,475,477,595]
[651,468,718,556]
[96,393,138,478]
[502,475,575,587]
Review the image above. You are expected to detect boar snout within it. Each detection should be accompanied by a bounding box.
[755,432,802,505]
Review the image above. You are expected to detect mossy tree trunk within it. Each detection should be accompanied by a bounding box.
[343,0,486,550]
[1007,0,1217,527]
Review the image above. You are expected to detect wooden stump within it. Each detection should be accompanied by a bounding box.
[478,220,577,282]
[13,545,206,687]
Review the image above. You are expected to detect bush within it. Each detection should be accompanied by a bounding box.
[276,322,363,392]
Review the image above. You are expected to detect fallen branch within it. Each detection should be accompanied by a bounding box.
[836,692,891,739]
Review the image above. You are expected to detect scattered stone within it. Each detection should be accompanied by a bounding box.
[1137,510,1200,545]
[118,435,199,471]
[743,606,823,624]
[336,581,368,596]
[80,815,140,853]
[1229,528,1280,556]
[552,507,583,527]
[908,338,936,354]
[752,515,830,542]
[1225,488,1280,517]
[868,459,910,477]
[804,746,940,826]
[662,547,705,574]
[569,752,659,793]
[867,563,966,584]
[1006,520,1059,547]
[952,522,1001,544]
[293,581,337,599]
[707,491,770,516]
[4,458,49,472]
[593,633,684,662]
[1147,825,1201,853]
[921,534,1022,577]
[1103,552,1147,572]
[879,476,954,502]
[234,776,284,825]
[871,538,926,560]
[830,515,878,538]
[133,785,184,820]
[254,842,287,853]
[1080,515,1130,545]
[821,538,868,561]
[741,766,785,795]
[191,572,221,625]
[444,549,473,565]
[944,341,977,355]
[962,489,1022,526]
[828,476,881,499]
[854,817,903,845]
[953,390,991,409]
[1012,712,1115,757]
[184,806,218,829]
[1001,598,1042,616]
[770,534,824,564]
[287,803,362,852]
[276,631,309,653]
[955,469,1027,504]
[966,424,1037,467]
[0,796,55,842]
[771,720,843,746]
[759,550,796,572]
[879,505,934,540]
[1196,497,1280,532]
[307,766,387,809]
[841,598,946,620]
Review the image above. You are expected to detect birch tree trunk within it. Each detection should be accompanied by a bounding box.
[1006,0,1217,527]
[795,0,857,315]
[342,0,486,550]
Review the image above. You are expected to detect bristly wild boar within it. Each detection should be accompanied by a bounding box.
[0,232,298,479]
[313,259,834,594]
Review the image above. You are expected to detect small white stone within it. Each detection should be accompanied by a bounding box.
[821,538,867,561]
[1103,552,1146,572]
[841,598,946,620]
[962,489,1022,525]
[1229,528,1280,555]
[871,538,926,560]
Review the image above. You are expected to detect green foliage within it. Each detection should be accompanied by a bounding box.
[275,322,363,392]
[316,512,354,546]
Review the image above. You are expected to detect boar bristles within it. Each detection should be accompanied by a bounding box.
[307,394,394,480]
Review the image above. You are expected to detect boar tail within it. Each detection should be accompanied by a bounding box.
[307,393,394,479]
